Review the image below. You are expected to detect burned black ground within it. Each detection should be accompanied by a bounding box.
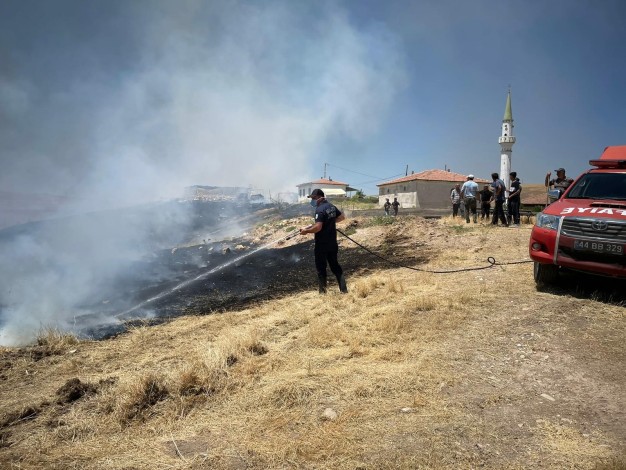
[85,229,435,338]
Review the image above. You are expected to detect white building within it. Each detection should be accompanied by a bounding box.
[377,170,490,209]
[296,178,352,202]
[499,90,516,193]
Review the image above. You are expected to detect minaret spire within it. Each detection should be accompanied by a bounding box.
[503,88,513,121]
[498,89,516,195]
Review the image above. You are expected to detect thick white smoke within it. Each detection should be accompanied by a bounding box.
[0,1,405,345]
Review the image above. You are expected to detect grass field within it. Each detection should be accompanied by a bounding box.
[1,215,625,469]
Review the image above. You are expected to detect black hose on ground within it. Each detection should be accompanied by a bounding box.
[336,229,532,274]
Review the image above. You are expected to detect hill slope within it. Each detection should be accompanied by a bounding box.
[1,216,625,469]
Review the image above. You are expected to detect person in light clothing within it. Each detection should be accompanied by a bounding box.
[460,175,479,223]
[450,184,461,217]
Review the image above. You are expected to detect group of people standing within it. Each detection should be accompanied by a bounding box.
[451,172,522,226]
[383,197,400,216]
[298,168,574,296]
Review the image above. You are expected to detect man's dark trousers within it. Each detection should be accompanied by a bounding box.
[508,199,520,224]
[315,246,343,292]
[492,200,508,225]
[481,203,490,219]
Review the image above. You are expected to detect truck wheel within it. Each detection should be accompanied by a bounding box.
[533,262,559,285]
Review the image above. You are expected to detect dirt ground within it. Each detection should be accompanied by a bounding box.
[346,216,626,468]
[0,214,624,469]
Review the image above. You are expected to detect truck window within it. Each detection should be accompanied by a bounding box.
[566,173,626,200]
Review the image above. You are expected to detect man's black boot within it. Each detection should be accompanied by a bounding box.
[337,274,348,293]
[318,276,327,294]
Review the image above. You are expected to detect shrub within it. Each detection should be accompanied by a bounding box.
[368,216,396,227]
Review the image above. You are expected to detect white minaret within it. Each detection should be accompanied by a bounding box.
[498,90,515,194]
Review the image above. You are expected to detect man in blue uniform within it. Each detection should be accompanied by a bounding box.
[300,189,348,294]
[507,171,522,226]
[490,172,508,226]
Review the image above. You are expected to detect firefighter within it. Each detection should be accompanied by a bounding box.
[300,189,348,294]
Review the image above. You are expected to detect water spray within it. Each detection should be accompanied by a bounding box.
[115,230,301,319]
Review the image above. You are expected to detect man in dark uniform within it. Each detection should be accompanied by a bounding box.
[391,197,400,216]
[490,172,508,226]
[507,171,522,226]
[478,184,492,220]
[300,189,348,294]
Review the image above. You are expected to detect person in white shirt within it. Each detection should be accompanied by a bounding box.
[461,175,479,223]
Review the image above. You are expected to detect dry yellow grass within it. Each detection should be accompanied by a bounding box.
[36,327,80,355]
[0,217,624,469]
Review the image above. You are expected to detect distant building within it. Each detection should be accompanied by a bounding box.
[296,178,355,202]
[377,170,490,210]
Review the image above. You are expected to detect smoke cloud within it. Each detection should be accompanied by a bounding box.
[0,1,405,345]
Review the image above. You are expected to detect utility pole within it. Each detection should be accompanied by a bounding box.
[405,164,408,176]
[323,163,327,179]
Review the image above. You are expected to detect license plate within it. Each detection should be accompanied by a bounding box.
[573,239,624,255]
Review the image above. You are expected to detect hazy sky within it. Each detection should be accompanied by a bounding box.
[1,0,625,201]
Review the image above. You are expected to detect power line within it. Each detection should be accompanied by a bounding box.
[351,173,406,186]
[325,163,406,186]
[326,163,387,180]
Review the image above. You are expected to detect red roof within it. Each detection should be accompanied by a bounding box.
[378,169,490,186]
[306,178,348,186]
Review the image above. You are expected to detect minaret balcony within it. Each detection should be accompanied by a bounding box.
[498,136,516,144]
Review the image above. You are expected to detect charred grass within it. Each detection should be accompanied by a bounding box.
[0,216,625,469]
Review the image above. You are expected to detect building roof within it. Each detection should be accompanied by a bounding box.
[297,178,348,187]
[378,169,490,186]
[503,90,513,122]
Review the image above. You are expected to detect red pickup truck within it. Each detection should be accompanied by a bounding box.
[529,145,626,285]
